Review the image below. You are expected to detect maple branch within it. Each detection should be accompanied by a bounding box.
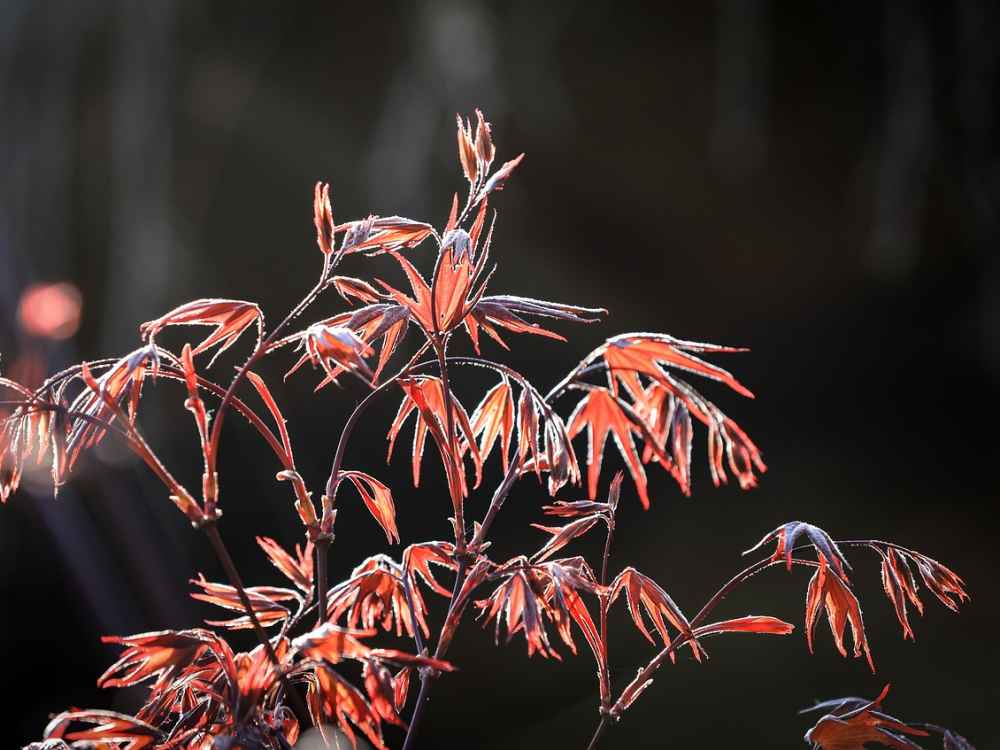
[77,363,315,719]
[590,537,916,746]
[403,354,587,750]
[402,556,468,750]
[432,335,467,554]
[586,717,610,750]
[402,668,435,750]
[207,253,334,482]
[597,517,615,709]
[158,367,290,468]
[401,571,428,658]
[202,523,309,721]
[399,352,558,748]
[402,340,645,749]
[621,557,813,710]
[315,539,330,628]
[406,354,577,551]
[0,400,154,474]
[323,339,432,500]
[315,341,432,622]
[30,351,293,477]
[586,556,823,748]
[8,383,309,702]
[72,379,193,506]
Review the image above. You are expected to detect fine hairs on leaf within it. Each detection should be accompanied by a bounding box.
[4,110,974,750]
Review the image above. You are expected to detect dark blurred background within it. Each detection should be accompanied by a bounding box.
[1,2,997,748]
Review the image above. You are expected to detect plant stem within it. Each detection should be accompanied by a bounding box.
[586,717,609,750]
[585,557,821,748]
[324,341,431,499]
[401,557,468,750]
[597,520,615,709]
[208,256,333,473]
[600,525,614,588]
[432,336,466,553]
[313,341,432,627]
[315,538,330,627]
[203,523,309,720]
[614,557,791,714]
[323,342,430,500]
[401,572,427,657]
[402,354,604,747]
[402,671,435,750]
[470,458,520,549]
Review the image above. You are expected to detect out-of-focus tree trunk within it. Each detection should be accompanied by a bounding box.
[102,0,177,350]
[712,0,770,177]
[956,2,999,373]
[868,0,933,279]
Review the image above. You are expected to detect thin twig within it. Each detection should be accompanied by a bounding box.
[585,556,823,748]
[585,716,609,750]
[432,336,466,553]
[401,572,427,657]
[401,557,468,750]
[597,518,615,709]
[207,254,334,477]
[203,523,309,720]
[323,341,431,499]
[315,538,330,628]
[316,341,432,626]
[402,346,606,747]
[401,669,435,750]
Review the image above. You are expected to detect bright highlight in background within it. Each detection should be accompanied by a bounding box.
[17,282,83,340]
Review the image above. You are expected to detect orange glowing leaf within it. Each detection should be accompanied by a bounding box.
[867,542,968,640]
[293,623,375,664]
[97,629,223,690]
[245,370,293,466]
[567,387,650,508]
[257,535,314,593]
[469,377,516,472]
[386,376,480,509]
[804,562,874,672]
[476,564,555,658]
[307,665,388,750]
[377,251,435,332]
[802,685,931,750]
[457,114,478,182]
[328,555,429,639]
[609,567,702,661]
[340,470,399,544]
[531,516,601,563]
[465,295,605,352]
[314,181,335,256]
[189,574,297,630]
[403,541,457,598]
[602,333,754,400]
[140,299,262,367]
[43,711,160,750]
[341,216,434,256]
[694,616,795,637]
[476,153,526,202]
[364,660,404,727]
[333,275,383,305]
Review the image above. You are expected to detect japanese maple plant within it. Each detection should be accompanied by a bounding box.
[3,111,972,750]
